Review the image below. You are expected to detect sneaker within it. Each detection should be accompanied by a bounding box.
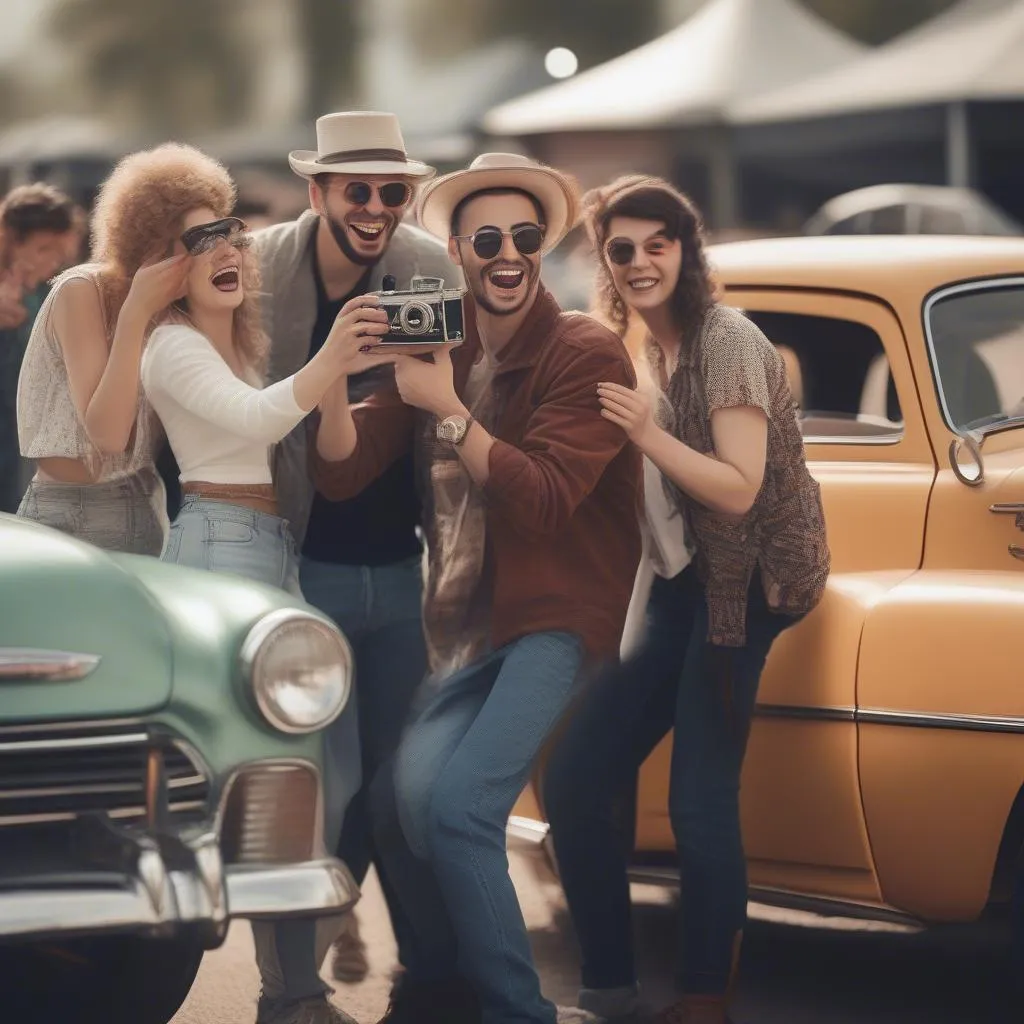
[578,984,645,1020]
[330,911,370,984]
[257,994,359,1024]
[376,977,481,1024]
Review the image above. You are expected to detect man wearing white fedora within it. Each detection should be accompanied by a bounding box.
[251,111,462,1024]
[310,153,642,1024]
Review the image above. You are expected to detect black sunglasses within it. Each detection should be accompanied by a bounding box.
[181,217,252,257]
[340,180,413,209]
[605,234,675,266]
[453,223,545,261]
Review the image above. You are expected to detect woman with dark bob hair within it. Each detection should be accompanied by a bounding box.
[544,176,829,1024]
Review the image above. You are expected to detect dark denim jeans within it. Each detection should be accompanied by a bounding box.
[372,632,586,1024]
[544,566,796,996]
[252,554,427,1007]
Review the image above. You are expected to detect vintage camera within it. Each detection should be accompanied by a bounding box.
[373,275,466,346]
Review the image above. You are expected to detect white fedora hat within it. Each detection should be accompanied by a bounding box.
[288,111,435,179]
[416,152,580,255]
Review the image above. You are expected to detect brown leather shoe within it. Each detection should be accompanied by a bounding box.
[376,977,480,1024]
[329,912,369,984]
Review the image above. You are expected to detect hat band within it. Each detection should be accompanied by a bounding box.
[316,147,409,166]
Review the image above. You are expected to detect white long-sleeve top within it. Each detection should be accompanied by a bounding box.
[140,323,309,484]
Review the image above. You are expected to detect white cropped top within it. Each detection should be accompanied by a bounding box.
[140,323,310,485]
[17,265,159,480]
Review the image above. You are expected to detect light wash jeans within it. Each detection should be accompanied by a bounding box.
[161,494,300,594]
[372,631,586,1024]
[162,496,361,1011]
[17,466,165,556]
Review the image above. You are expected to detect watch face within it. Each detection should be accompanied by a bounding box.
[437,415,466,443]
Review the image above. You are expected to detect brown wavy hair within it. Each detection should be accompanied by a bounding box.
[90,143,267,373]
[582,175,715,345]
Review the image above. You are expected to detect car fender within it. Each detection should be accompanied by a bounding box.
[857,570,1024,920]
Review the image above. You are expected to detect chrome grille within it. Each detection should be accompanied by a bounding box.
[0,729,210,827]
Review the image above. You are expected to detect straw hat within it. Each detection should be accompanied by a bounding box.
[416,152,580,254]
[288,111,435,179]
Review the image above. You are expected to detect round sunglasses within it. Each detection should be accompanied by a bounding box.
[180,217,252,257]
[340,180,413,209]
[605,235,675,266]
[453,223,545,261]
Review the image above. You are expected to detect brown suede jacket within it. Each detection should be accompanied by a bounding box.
[309,285,642,664]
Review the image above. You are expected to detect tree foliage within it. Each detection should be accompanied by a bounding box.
[49,0,253,136]
[297,0,359,118]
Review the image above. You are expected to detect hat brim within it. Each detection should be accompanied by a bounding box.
[416,165,580,255]
[288,151,436,180]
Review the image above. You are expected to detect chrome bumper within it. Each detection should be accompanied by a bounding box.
[0,820,359,945]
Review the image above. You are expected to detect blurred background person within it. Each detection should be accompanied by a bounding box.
[0,182,79,513]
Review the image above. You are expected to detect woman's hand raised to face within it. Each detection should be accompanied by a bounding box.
[597,381,658,450]
[124,253,191,322]
[323,295,394,377]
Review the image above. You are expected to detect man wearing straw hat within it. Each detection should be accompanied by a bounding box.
[310,153,642,1023]
[252,111,461,1024]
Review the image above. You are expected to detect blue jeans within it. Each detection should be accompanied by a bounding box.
[373,632,586,1024]
[544,567,795,997]
[162,496,300,594]
[300,555,427,956]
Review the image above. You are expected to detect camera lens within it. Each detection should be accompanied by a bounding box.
[399,300,435,335]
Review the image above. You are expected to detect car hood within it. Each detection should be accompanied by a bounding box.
[0,516,173,722]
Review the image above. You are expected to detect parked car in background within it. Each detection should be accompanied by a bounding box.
[805,184,1022,238]
[515,234,1024,963]
[0,514,357,1024]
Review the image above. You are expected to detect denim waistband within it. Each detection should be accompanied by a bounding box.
[177,494,293,538]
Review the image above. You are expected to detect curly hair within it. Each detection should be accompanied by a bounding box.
[90,143,267,374]
[581,175,715,345]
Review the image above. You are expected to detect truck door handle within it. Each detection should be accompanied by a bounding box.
[990,503,1024,514]
[1011,545,1024,562]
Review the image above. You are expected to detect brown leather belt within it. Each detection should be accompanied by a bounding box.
[182,481,278,517]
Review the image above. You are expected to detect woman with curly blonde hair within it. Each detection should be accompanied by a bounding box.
[141,195,391,593]
[544,176,829,1024]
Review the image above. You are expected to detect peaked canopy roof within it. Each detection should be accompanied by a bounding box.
[736,0,1024,123]
[482,0,864,135]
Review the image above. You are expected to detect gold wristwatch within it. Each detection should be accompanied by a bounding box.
[436,413,474,446]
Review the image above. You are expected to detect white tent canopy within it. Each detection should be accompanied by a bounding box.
[481,0,863,136]
[735,0,1024,124]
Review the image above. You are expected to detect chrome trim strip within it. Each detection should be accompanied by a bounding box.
[754,704,856,723]
[0,717,145,736]
[0,648,101,682]
[754,703,1024,734]
[0,801,207,829]
[0,774,205,800]
[858,708,1024,735]
[922,277,1024,438]
[0,732,149,753]
[802,434,901,447]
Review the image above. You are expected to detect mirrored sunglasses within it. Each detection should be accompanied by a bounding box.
[181,217,252,257]
[342,181,413,209]
[454,223,545,261]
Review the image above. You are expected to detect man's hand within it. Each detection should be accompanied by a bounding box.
[391,344,465,418]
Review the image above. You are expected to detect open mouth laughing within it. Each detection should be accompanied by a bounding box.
[211,264,240,292]
[349,218,389,243]
[487,265,526,291]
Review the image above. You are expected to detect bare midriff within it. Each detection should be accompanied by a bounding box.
[35,456,103,485]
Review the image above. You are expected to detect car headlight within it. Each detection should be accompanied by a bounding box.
[240,609,353,734]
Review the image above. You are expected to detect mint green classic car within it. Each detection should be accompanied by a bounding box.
[0,514,357,1023]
